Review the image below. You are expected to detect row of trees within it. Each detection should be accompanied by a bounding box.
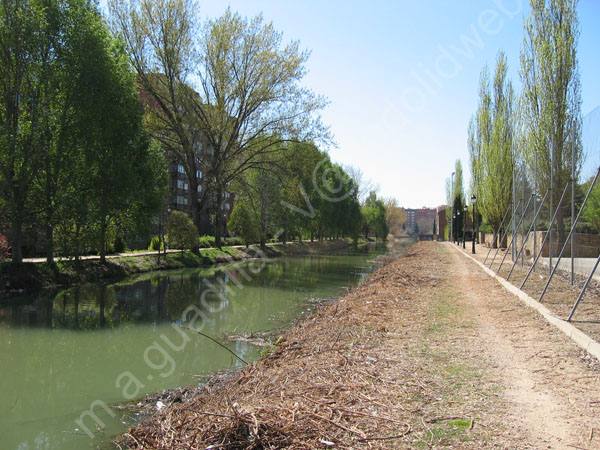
[1,0,341,264]
[227,142,388,248]
[0,0,168,264]
[459,0,584,243]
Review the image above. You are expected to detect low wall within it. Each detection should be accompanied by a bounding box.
[481,231,600,258]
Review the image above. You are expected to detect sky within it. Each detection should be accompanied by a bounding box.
[100,0,600,208]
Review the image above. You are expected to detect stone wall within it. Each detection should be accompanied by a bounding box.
[481,231,600,258]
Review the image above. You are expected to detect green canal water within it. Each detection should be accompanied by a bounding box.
[0,244,401,450]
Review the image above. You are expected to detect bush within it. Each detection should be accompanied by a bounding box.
[148,236,164,251]
[198,235,216,248]
[114,235,127,253]
[224,236,243,246]
[167,211,199,252]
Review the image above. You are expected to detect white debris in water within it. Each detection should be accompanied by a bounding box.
[156,401,166,410]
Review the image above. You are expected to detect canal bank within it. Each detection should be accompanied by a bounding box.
[118,241,600,449]
[0,239,358,295]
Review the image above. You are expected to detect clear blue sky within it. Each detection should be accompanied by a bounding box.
[100,0,600,208]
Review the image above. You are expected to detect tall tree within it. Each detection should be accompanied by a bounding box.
[109,1,329,248]
[471,52,515,239]
[520,0,582,240]
[0,0,49,263]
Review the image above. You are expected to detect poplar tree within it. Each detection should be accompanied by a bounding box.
[520,0,582,240]
[470,52,515,239]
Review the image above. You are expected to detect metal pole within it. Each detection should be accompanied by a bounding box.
[549,140,554,278]
[507,189,549,280]
[484,205,512,264]
[533,148,538,272]
[520,181,571,290]
[522,166,526,266]
[512,155,517,263]
[489,200,521,269]
[571,127,575,285]
[539,167,600,302]
[472,199,476,254]
[497,194,533,274]
[450,172,455,243]
[567,254,600,321]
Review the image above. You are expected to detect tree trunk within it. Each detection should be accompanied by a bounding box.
[10,217,23,264]
[100,218,107,263]
[46,224,54,265]
[214,187,223,249]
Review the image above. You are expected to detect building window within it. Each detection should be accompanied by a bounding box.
[197,185,202,193]
[177,164,185,174]
[176,180,188,191]
[176,195,187,205]
[196,170,202,179]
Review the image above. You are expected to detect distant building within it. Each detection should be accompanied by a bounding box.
[435,206,447,240]
[404,207,437,236]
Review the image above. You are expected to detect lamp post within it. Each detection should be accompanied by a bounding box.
[463,205,467,248]
[452,215,456,244]
[450,171,455,242]
[456,210,460,245]
[471,194,477,254]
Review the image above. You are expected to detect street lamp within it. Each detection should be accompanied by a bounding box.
[471,194,477,254]
[463,205,468,248]
[456,210,460,245]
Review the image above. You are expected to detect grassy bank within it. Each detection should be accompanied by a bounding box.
[0,239,357,295]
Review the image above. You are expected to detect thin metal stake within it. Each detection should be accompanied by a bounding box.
[539,167,600,302]
[507,190,549,281]
[567,254,600,321]
[520,181,571,290]
[489,199,522,269]
[483,206,512,264]
[498,194,533,274]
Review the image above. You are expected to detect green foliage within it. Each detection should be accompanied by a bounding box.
[227,199,261,247]
[167,211,198,252]
[0,0,167,263]
[520,0,582,238]
[470,53,515,233]
[582,181,600,233]
[148,236,164,251]
[198,235,216,248]
[361,192,389,241]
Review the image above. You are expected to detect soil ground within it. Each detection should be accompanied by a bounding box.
[119,241,600,449]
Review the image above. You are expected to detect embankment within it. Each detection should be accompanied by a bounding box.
[0,239,357,295]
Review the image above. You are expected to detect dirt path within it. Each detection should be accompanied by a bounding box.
[120,242,600,449]
[445,244,600,449]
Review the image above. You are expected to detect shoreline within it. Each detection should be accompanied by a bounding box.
[0,239,366,297]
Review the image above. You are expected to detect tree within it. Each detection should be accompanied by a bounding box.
[470,53,515,241]
[167,210,198,252]
[520,0,582,241]
[109,1,329,248]
[383,198,406,235]
[582,180,600,233]
[227,198,260,248]
[362,191,388,241]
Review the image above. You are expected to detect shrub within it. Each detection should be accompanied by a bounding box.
[198,235,216,248]
[148,236,164,251]
[224,236,243,246]
[167,211,199,252]
[114,235,127,253]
